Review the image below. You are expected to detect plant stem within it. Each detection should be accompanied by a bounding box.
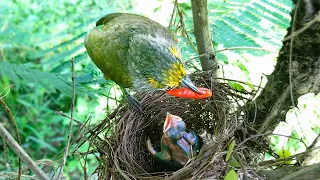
[0,123,49,180]
[58,58,76,179]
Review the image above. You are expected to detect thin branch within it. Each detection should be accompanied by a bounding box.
[212,77,261,88]
[280,162,320,180]
[308,133,320,150]
[0,94,22,179]
[288,0,300,108]
[216,46,279,53]
[257,162,320,179]
[82,143,91,180]
[184,46,278,65]
[168,0,177,29]
[256,146,320,167]
[55,111,98,138]
[50,114,94,179]
[232,133,311,170]
[3,142,8,170]
[0,123,49,180]
[283,11,320,42]
[298,132,320,164]
[272,134,307,148]
[58,58,76,179]
[176,3,198,52]
[55,111,83,126]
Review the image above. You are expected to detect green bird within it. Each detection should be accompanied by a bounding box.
[84,13,200,111]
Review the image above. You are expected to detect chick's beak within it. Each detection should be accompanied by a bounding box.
[181,76,202,94]
[163,112,172,132]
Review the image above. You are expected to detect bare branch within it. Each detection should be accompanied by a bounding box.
[0,94,22,179]
[0,123,49,180]
[257,162,320,180]
[58,58,76,179]
[283,12,320,42]
[184,46,278,65]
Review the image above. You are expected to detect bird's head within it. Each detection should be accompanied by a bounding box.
[159,47,201,94]
[130,34,201,94]
[163,112,186,140]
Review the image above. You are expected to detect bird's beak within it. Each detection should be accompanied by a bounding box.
[163,112,172,132]
[181,76,202,94]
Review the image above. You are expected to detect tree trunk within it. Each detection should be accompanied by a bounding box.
[191,0,216,71]
[257,162,320,180]
[247,0,320,133]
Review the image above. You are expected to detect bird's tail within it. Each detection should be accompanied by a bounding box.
[146,138,157,155]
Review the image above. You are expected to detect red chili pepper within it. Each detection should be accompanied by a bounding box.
[167,87,212,99]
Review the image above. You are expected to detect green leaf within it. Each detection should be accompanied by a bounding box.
[29,32,86,60]
[28,136,58,153]
[0,62,96,98]
[42,44,84,67]
[226,140,236,161]
[224,170,238,180]
[230,82,245,92]
[245,82,256,91]
[230,157,241,168]
[236,60,249,75]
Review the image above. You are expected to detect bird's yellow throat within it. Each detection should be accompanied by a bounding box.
[147,62,186,88]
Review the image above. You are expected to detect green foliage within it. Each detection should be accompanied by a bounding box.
[0,0,128,178]
[176,0,292,91]
[224,169,238,180]
[0,0,297,178]
[268,93,320,164]
[229,157,241,168]
[0,61,96,98]
[177,0,292,61]
[1,0,294,99]
[0,0,124,99]
[226,139,235,161]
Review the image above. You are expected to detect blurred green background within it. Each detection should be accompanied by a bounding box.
[0,0,319,179]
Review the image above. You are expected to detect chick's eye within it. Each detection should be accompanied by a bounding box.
[173,116,181,121]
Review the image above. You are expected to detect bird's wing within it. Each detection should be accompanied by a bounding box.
[84,28,107,74]
[96,13,124,27]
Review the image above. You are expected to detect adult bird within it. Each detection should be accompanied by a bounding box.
[84,13,200,111]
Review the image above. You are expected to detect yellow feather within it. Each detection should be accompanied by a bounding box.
[147,77,164,88]
[163,63,186,87]
[169,47,182,59]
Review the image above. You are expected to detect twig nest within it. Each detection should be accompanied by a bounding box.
[90,71,245,179]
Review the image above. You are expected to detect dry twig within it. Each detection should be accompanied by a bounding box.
[58,58,76,179]
[0,123,49,180]
[0,92,22,179]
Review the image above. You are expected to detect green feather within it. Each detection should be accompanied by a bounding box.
[84,13,184,91]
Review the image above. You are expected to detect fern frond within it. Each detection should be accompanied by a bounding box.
[0,62,96,98]
[175,0,293,77]
[51,53,88,73]
[29,32,87,60]
[42,44,85,67]
[211,0,293,50]
[208,0,251,18]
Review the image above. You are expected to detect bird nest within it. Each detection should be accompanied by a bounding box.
[88,71,251,179]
